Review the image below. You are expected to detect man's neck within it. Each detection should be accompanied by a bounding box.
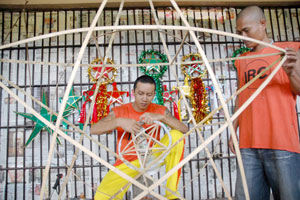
[252,37,272,52]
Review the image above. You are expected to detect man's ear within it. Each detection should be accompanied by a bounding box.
[260,19,267,31]
[131,89,135,100]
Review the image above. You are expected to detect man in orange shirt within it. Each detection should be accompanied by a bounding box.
[228,6,300,200]
[91,75,188,200]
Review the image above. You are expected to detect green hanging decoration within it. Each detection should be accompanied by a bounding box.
[15,91,64,147]
[232,47,251,70]
[139,49,168,105]
[59,87,82,132]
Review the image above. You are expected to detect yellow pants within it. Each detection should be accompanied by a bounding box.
[94,129,185,200]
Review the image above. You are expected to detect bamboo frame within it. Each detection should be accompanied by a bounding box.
[0,51,281,71]
[0,1,288,199]
[0,74,180,199]
[58,0,126,198]
[146,1,231,199]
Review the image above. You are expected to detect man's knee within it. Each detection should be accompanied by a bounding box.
[170,129,184,143]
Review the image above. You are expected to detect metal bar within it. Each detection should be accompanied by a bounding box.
[0,6,299,200]
[4,11,13,200]
[214,9,225,199]
[276,8,283,41]
[199,7,210,198]
[14,11,21,200]
[22,9,29,200]
[224,7,236,197]
[0,156,235,171]
[185,8,195,200]
[268,8,276,41]
[63,10,70,198]
[31,10,37,200]
[0,10,4,200]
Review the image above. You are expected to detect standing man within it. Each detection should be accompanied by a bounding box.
[91,75,188,200]
[228,6,300,200]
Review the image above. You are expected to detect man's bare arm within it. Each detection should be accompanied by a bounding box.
[140,109,188,133]
[283,48,300,96]
[162,109,188,133]
[229,78,240,154]
[90,111,143,135]
[90,112,118,135]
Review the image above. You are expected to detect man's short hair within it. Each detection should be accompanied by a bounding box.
[237,6,266,22]
[133,75,156,90]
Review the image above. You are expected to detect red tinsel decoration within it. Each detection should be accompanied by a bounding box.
[191,77,209,123]
[78,83,109,125]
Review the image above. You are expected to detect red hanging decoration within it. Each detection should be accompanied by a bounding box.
[162,85,180,120]
[78,57,118,127]
[79,83,109,125]
[106,82,129,111]
[180,53,210,124]
[190,77,210,123]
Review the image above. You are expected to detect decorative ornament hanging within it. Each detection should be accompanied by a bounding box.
[231,47,251,70]
[139,49,168,105]
[59,87,82,132]
[178,53,210,124]
[190,76,210,123]
[162,85,180,120]
[15,91,62,146]
[107,82,129,111]
[87,57,116,82]
[78,57,117,129]
[173,76,192,121]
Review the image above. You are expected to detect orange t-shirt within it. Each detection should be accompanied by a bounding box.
[236,42,300,153]
[112,103,166,166]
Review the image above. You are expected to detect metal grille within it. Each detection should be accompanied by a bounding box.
[0,6,299,200]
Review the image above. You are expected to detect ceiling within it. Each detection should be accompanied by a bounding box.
[0,0,299,10]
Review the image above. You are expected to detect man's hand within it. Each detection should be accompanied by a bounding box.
[228,135,236,154]
[282,48,300,95]
[139,112,163,125]
[117,118,142,134]
[282,48,300,76]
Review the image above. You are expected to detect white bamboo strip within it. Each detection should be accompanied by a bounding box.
[135,52,287,199]
[0,80,168,200]
[142,127,167,148]
[0,52,282,70]
[0,3,288,198]
[134,2,242,199]
[144,55,282,167]
[0,74,117,156]
[91,32,103,58]
[120,123,157,154]
[0,73,178,199]
[0,25,285,53]
[133,4,188,199]
[128,55,282,185]
[146,1,231,199]
[122,144,136,154]
[170,31,189,64]
[110,61,271,199]
[40,0,110,198]
[58,1,126,198]
[170,2,250,200]
[142,125,158,167]
[148,1,230,199]
[59,53,281,199]
[180,135,223,191]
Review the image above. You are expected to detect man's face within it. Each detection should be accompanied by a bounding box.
[236,17,266,49]
[133,82,155,112]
